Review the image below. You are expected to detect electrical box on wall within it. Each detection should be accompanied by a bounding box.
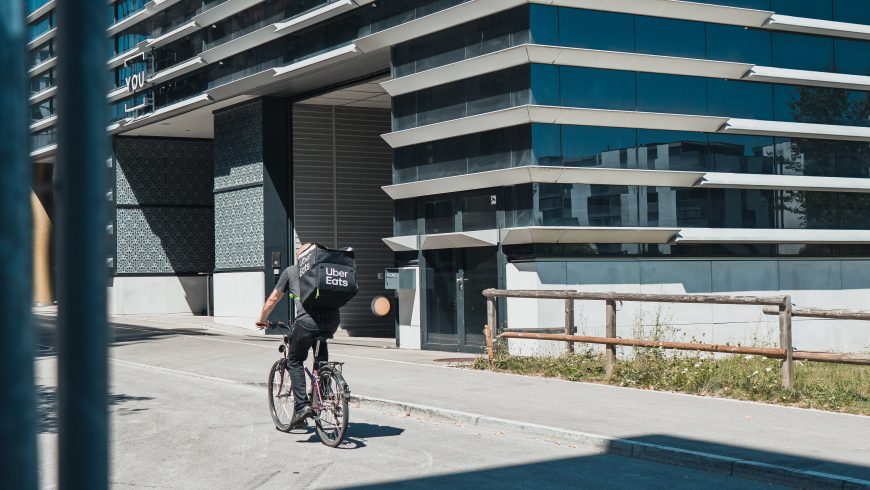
[385,268,416,290]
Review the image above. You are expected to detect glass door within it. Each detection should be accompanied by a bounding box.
[424,247,498,352]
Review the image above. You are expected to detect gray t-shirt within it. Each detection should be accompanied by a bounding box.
[275,265,340,329]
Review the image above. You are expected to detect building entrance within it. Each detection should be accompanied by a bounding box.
[423,247,497,352]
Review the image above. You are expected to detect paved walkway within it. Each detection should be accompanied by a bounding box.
[34,312,870,483]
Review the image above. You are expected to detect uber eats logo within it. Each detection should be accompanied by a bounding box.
[325,267,350,288]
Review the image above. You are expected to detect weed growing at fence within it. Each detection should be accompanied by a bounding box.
[473,353,869,415]
[474,318,869,415]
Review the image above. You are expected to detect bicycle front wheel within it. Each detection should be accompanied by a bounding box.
[268,359,295,431]
[314,366,349,447]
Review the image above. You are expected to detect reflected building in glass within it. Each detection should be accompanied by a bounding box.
[25,0,870,352]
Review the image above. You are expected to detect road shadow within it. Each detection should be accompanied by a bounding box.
[32,315,229,356]
[37,385,153,434]
[294,422,404,449]
[337,432,870,489]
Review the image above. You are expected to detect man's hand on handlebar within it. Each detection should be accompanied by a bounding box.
[255,320,286,330]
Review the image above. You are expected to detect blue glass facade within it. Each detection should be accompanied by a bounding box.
[387,2,870,262]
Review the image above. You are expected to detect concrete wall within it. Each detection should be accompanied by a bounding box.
[505,259,870,356]
[212,271,265,328]
[111,136,215,315]
[108,275,208,315]
[212,99,291,328]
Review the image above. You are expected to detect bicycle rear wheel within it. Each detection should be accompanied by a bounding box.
[314,366,349,447]
[268,359,294,431]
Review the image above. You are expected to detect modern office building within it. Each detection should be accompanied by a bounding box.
[26,0,870,352]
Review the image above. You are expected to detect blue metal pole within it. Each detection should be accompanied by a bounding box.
[55,0,110,487]
[0,3,38,489]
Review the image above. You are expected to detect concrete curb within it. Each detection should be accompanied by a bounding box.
[351,395,870,490]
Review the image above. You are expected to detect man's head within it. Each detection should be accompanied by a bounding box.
[295,243,314,260]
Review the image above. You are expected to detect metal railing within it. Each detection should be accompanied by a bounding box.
[483,289,870,389]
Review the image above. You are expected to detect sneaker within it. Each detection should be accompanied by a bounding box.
[290,405,314,426]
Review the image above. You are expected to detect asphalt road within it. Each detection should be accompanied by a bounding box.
[31,317,785,489]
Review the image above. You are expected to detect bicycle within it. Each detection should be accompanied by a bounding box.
[266,321,350,447]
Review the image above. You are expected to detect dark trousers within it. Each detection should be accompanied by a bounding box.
[286,321,335,409]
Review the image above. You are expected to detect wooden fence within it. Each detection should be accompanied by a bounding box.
[482,289,870,389]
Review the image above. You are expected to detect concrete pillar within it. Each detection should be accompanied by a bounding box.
[31,190,53,305]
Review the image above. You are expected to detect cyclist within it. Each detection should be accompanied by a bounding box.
[256,243,340,427]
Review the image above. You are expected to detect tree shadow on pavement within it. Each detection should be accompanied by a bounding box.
[37,385,153,434]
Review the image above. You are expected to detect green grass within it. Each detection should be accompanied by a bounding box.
[472,348,870,415]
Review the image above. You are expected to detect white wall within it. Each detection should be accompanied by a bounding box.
[108,275,208,315]
[505,259,870,356]
[213,271,265,329]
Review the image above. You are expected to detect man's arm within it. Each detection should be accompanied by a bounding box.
[256,289,284,329]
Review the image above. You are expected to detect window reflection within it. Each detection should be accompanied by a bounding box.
[534,184,863,230]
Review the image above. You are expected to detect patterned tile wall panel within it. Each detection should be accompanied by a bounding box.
[214,186,264,270]
[116,207,215,274]
[115,137,213,206]
[214,100,264,192]
[113,136,215,275]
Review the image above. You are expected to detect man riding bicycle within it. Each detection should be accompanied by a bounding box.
[256,243,340,427]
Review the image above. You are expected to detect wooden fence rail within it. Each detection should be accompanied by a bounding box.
[483,289,870,389]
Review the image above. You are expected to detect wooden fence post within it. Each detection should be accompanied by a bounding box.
[605,300,617,377]
[565,298,575,355]
[779,295,794,389]
[486,296,497,363]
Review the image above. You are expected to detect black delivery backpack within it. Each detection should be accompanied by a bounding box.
[297,244,359,309]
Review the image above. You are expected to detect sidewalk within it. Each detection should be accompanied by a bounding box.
[39,312,870,485]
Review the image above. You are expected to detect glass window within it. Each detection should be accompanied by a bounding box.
[507,185,533,228]
[424,199,455,234]
[834,0,870,24]
[777,137,841,176]
[529,4,557,46]
[708,134,775,174]
[532,124,562,166]
[114,0,147,22]
[562,126,636,168]
[706,23,771,65]
[30,69,53,94]
[26,0,51,15]
[31,127,56,150]
[835,39,870,77]
[415,82,464,126]
[833,141,870,178]
[417,139,466,181]
[774,85,870,127]
[635,15,706,59]
[462,194,498,231]
[28,40,53,67]
[772,33,834,72]
[771,0,832,20]
[557,8,634,52]
[636,73,707,115]
[531,64,559,106]
[31,98,54,121]
[559,67,635,110]
[28,13,53,42]
[395,201,418,236]
[707,78,773,119]
[637,130,708,172]
[393,147,418,184]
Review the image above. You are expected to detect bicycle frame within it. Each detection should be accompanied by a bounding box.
[274,324,327,413]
